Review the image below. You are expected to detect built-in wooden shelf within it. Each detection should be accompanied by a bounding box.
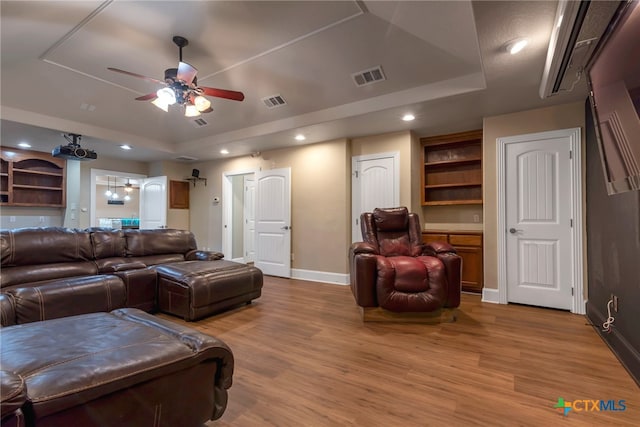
[421,129,483,206]
[1,148,66,207]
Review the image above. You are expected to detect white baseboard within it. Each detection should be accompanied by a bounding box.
[291,269,350,285]
[482,287,500,304]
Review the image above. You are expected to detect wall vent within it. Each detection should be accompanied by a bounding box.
[352,65,386,87]
[192,118,208,127]
[262,94,287,109]
[174,155,199,162]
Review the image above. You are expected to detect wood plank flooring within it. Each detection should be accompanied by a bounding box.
[158,277,639,426]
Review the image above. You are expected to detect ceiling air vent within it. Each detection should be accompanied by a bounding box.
[191,117,208,127]
[352,65,386,87]
[174,155,198,162]
[262,94,287,109]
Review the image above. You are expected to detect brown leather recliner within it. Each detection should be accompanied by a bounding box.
[349,207,462,321]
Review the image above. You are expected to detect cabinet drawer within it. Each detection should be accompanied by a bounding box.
[422,234,448,244]
[449,234,482,247]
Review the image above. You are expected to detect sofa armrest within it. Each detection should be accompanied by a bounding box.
[0,370,27,419]
[0,293,16,327]
[185,250,225,261]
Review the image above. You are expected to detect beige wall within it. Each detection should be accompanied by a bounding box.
[482,101,586,290]
[149,161,192,230]
[189,138,351,274]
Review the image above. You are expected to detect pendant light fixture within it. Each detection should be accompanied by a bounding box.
[111,177,119,199]
[105,176,112,197]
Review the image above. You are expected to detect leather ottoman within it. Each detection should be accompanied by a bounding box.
[155,260,263,321]
[0,308,234,427]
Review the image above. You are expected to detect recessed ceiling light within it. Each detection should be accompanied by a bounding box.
[18,142,31,148]
[295,134,306,141]
[402,114,415,122]
[120,144,132,150]
[220,149,229,155]
[506,38,528,55]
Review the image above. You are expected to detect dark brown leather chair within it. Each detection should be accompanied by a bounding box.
[349,207,462,321]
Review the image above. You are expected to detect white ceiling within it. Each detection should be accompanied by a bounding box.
[1,1,588,162]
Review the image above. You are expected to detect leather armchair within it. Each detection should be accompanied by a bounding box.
[349,207,462,320]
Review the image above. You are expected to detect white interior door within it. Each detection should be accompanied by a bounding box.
[139,176,167,229]
[255,168,291,277]
[505,136,573,310]
[352,153,399,242]
[243,176,256,263]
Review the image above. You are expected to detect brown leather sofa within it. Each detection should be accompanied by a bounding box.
[0,227,263,324]
[0,308,234,427]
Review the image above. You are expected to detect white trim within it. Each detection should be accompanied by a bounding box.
[481,288,500,304]
[222,169,257,261]
[497,127,584,314]
[90,168,147,227]
[351,151,400,242]
[291,269,350,285]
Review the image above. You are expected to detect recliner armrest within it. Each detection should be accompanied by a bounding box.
[423,241,456,255]
[0,293,16,327]
[101,261,147,273]
[185,250,225,261]
[0,370,27,419]
[350,242,378,255]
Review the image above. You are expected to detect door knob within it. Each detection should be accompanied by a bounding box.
[281,225,291,230]
[509,228,522,234]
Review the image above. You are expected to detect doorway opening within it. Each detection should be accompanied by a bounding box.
[90,169,146,228]
[222,169,256,263]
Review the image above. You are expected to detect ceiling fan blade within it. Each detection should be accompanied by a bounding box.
[135,93,158,101]
[201,87,245,101]
[201,107,214,114]
[177,62,198,85]
[107,67,165,85]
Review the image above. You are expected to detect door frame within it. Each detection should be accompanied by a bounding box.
[496,127,584,314]
[243,175,256,263]
[222,169,257,260]
[351,151,400,242]
[90,168,147,227]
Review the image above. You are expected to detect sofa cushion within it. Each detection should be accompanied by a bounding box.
[0,262,98,289]
[4,275,126,324]
[1,227,93,267]
[125,229,197,257]
[90,229,126,259]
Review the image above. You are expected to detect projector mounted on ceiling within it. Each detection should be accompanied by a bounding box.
[52,133,97,161]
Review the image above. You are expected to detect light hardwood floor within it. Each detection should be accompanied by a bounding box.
[158,277,639,426]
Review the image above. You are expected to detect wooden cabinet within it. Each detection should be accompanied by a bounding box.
[422,231,483,293]
[0,148,66,207]
[420,129,483,205]
[169,180,190,209]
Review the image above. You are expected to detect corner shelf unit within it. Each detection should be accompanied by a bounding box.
[420,129,483,206]
[1,148,66,207]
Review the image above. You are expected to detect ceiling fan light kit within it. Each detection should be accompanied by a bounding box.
[108,36,244,118]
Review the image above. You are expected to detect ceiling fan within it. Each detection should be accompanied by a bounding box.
[108,36,245,117]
